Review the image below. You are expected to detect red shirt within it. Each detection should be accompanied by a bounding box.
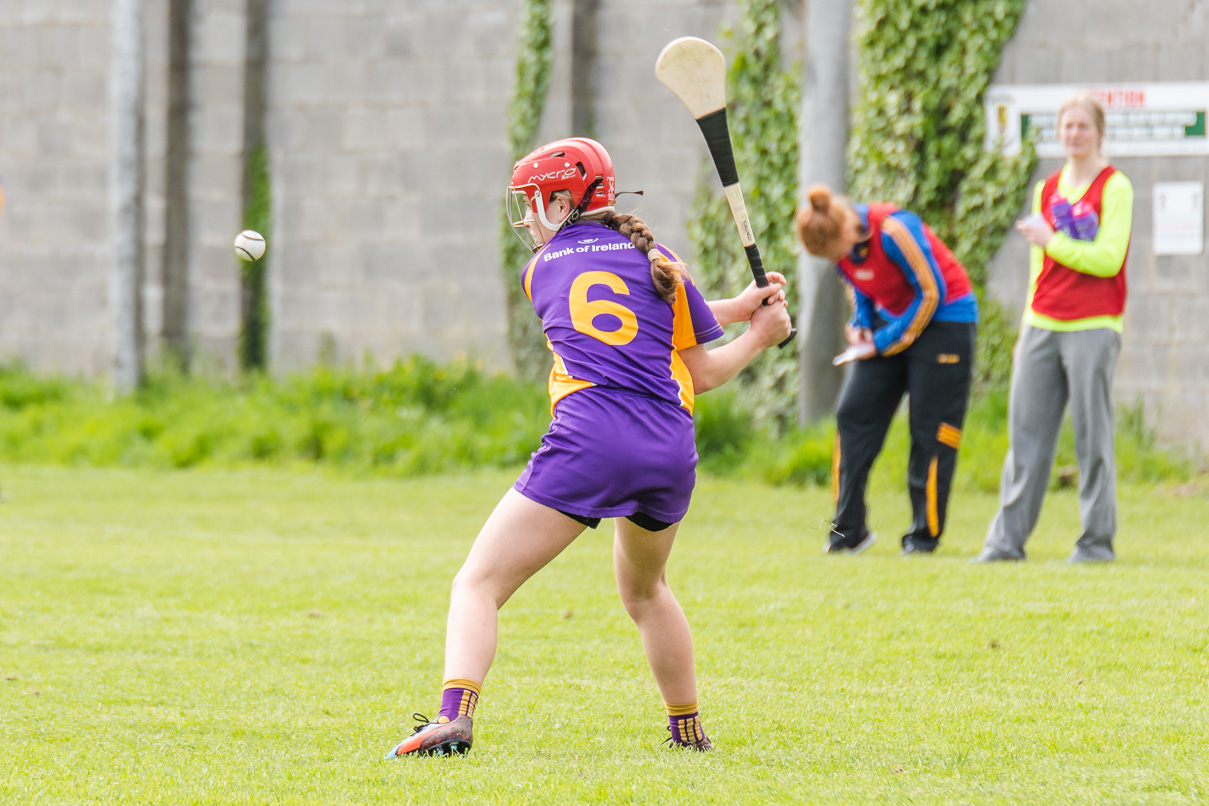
[1032,167,1128,321]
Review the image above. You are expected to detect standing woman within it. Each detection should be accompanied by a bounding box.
[384,138,792,757]
[797,185,978,556]
[978,94,1133,563]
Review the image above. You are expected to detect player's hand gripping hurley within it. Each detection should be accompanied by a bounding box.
[656,36,796,348]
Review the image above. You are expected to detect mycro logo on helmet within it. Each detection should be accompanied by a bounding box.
[524,167,578,184]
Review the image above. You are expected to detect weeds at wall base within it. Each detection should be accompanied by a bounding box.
[0,360,1194,491]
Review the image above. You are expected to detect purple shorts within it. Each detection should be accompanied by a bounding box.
[513,387,698,524]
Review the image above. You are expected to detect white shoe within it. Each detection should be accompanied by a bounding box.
[825,531,877,554]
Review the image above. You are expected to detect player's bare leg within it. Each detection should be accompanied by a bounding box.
[613,517,711,749]
[444,489,585,681]
[385,489,584,758]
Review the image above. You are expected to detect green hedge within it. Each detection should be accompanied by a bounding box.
[0,360,548,476]
[0,361,1192,489]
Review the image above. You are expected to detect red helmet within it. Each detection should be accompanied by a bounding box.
[508,138,616,249]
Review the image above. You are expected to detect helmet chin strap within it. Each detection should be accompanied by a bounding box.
[529,196,568,251]
[533,196,565,234]
[565,177,603,226]
[529,176,605,249]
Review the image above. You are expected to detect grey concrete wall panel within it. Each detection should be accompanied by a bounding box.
[0,2,116,376]
[264,1,516,371]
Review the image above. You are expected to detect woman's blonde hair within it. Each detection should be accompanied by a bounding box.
[795,184,858,257]
[1058,93,1107,152]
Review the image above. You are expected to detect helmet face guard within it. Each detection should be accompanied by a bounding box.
[506,183,566,251]
[508,138,616,251]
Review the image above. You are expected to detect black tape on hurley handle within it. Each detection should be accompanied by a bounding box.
[695,111,796,348]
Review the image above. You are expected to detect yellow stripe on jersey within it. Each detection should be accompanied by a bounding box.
[523,261,537,301]
[937,423,962,450]
[668,268,701,413]
[523,243,554,302]
[670,350,695,412]
[879,217,939,356]
[669,280,698,351]
[547,340,595,414]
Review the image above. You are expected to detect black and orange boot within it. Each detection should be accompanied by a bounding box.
[384,713,473,758]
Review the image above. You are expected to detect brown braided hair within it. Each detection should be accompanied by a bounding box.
[582,209,684,303]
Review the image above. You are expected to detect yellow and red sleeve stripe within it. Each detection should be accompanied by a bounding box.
[879,217,939,356]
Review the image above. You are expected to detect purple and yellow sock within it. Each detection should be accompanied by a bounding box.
[666,701,708,745]
[437,678,481,723]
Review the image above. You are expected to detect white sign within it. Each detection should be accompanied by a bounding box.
[984,83,1209,158]
[1153,182,1205,256]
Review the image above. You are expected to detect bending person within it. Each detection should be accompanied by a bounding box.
[385,137,792,757]
[797,185,977,555]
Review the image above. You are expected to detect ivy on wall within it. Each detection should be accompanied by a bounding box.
[688,0,1035,417]
[500,0,553,382]
[240,146,271,371]
[687,0,801,426]
[848,0,1036,394]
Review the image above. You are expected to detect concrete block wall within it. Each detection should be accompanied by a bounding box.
[266,0,519,371]
[0,0,116,375]
[987,0,1209,452]
[577,0,736,244]
[185,0,247,371]
[0,0,755,378]
[143,0,170,345]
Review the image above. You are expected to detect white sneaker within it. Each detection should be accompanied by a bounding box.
[825,531,877,554]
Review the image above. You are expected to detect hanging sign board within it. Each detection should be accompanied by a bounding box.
[1153,181,1205,256]
[984,83,1209,157]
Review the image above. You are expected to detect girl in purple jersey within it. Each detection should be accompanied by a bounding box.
[386,138,792,757]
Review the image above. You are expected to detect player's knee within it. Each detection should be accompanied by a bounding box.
[451,564,504,609]
[617,574,667,614]
[449,567,472,602]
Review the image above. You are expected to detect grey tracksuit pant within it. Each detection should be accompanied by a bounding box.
[981,325,1121,562]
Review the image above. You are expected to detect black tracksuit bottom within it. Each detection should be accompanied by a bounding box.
[830,321,976,552]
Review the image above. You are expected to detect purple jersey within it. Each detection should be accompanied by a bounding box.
[521,221,723,413]
[513,220,724,525]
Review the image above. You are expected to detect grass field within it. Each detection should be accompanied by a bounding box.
[2,465,1206,804]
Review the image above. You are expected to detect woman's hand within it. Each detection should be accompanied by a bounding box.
[749,295,793,350]
[844,322,873,347]
[733,271,789,320]
[832,342,876,365]
[1016,214,1054,249]
[680,291,794,393]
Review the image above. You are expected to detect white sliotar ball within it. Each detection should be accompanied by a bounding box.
[234,229,266,261]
